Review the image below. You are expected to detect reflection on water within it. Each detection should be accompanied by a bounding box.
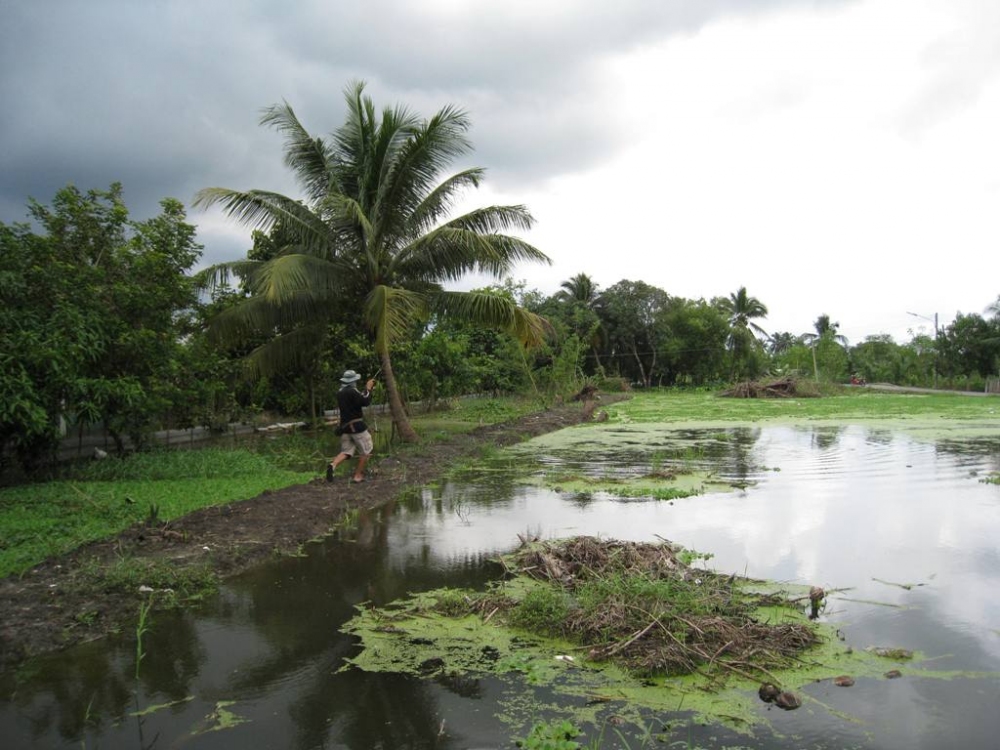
[2,426,999,749]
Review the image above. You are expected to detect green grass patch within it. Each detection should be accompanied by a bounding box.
[615,388,1000,425]
[0,448,312,578]
[407,396,549,441]
[79,556,218,605]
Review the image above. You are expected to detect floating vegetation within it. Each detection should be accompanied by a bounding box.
[341,536,994,734]
[485,537,819,679]
[341,537,886,732]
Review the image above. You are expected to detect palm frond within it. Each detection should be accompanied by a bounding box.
[430,290,552,347]
[206,291,330,349]
[260,101,331,203]
[371,104,472,246]
[251,254,342,304]
[406,168,485,235]
[363,284,427,351]
[396,227,549,282]
[444,205,536,235]
[193,259,263,292]
[193,188,327,240]
[242,323,330,381]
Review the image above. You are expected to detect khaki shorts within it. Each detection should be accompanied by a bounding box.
[340,429,373,457]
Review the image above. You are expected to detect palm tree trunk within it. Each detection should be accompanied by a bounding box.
[378,347,418,442]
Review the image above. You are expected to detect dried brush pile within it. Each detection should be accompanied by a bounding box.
[485,536,819,680]
[721,376,817,399]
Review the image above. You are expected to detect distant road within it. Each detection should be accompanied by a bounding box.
[856,383,997,397]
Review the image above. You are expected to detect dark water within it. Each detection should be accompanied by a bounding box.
[2,425,999,749]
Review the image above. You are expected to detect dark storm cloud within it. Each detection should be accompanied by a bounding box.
[0,0,849,244]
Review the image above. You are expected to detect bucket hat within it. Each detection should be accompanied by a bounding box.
[340,369,361,384]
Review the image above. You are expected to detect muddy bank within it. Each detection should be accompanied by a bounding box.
[0,397,624,672]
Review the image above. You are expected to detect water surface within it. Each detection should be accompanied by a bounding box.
[2,424,999,748]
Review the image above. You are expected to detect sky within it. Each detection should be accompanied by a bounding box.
[2,0,998,345]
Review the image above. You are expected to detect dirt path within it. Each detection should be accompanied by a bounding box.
[0,397,623,672]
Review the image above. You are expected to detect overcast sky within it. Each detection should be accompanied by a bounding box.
[2,0,998,344]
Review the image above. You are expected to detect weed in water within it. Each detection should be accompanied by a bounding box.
[134,593,154,679]
[516,719,582,749]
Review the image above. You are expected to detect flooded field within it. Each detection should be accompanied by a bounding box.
[2,416,999,748]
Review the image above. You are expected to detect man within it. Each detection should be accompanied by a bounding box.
[327,369,377,483]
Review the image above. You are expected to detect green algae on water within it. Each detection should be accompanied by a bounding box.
[341,537,952,734]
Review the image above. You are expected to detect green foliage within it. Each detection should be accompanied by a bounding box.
[516,720,582,750]
[0,448,311,577]
[716,286,769,380]
[0,184,203,470]
[937,312,1000,382]
[89,557,218,604]
[596,280,670,386]
[507,587,572,636]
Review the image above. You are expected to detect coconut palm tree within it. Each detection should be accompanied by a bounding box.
[767,331,798,356]
[554,273,605,372]
[717,286,769,380]
[719,287,769,339]
[801,314,849,347]
[195,81,551,441]
[555,273,600,306]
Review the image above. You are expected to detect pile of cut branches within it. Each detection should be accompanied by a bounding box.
[482,537,819,680]
[720,376,816,399]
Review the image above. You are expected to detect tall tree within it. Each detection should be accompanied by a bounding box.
[596,280,669,386]
[555,273,600,306]
[1,184,202,466]
[552,273,604,374]
[716,286,768,379]
[195,82,551,441]
[801,314,848,347]
[767,331,798,356]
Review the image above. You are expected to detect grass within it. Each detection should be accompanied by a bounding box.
[405,396,549,441]
[0,448,313,578]
[0,396,546,579]
[619,386,1000,424]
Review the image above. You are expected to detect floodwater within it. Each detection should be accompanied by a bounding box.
[2,423,999,749]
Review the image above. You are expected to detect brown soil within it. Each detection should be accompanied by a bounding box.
[0,397,623,672]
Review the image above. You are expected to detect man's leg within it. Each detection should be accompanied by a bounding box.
[328,452,350,481]
[353,452,370,482]
[351,431,375,482]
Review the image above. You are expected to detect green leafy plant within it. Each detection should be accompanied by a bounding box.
[507,587,572,636]
[134,593,154,679]
[516,720,582,750]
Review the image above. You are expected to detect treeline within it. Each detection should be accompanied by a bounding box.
[3,82,999,474]
[3,182,998,476]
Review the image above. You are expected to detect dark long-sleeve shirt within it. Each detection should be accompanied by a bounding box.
[337,385,372,425]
